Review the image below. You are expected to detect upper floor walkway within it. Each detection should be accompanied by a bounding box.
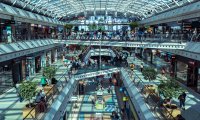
[1,32,200,63]
[56,39,186,49]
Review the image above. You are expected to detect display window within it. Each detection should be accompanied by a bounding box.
[176,61,188,81]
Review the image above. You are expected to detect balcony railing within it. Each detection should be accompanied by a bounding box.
[63,33,197,42]
[0,32,199,44]
[23,69,69,120]
[121,67,180,120]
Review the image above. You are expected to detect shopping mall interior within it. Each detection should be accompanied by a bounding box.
[0,0,200,120]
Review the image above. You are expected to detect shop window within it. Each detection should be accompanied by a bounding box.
[177,61,188,81]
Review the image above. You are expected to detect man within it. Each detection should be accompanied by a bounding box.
[140,63,144,72]
[41,74,47,87]
[178,92,186,110]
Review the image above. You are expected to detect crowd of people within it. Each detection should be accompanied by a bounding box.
[64,29,199,42]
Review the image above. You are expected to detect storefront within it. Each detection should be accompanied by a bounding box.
[14,22,30,41]
[0,60,13,86]
[26,57,35,79]
[175,55,199,90]
[41,52,47,68]
[176,61,188,82]
[0,19,13,43]
[12,59,23,84]
[35,56,41,73]
[46,51,52,66]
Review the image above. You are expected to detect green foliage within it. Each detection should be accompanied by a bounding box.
[19,81,37,104]
[158,79,185,99]
[98,25,105,31]
[142,67,157,81]
[129,22,139,30]
[43,66,57,80]
[88,23,97,31]
[64,24,73,31]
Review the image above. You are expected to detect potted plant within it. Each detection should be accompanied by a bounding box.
[43,66,57,80]
[19,81,37,107]
[142,67,157,82]
[43,66,57,84]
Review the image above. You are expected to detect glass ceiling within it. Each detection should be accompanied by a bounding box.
[9,0,194,19]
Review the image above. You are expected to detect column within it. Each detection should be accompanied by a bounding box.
[55,49,58,62]
[41,52,47,68]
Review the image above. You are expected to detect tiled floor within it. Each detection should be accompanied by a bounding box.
[66,80,120,120]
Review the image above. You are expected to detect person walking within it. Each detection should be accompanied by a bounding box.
[140,63,144,72]
[178,92,186,110]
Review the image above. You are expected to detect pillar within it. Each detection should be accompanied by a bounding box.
[41,52,47,68]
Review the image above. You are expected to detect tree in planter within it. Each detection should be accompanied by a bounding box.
[142,67,157,81]
[158,79,185,99]
[158,79,185,108]
[43,66,57,84]
[88,23,97,31]
[64,24,73,32]
[19,81,37,107]
[129,22,139,31]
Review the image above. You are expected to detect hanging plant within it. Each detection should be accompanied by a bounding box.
[19,81,37,108]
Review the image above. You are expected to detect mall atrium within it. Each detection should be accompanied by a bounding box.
[0,0,200,120]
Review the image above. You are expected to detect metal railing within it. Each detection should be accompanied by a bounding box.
[122,67,179,120]
[62,33,196,42]
[0,32,199,44]
[23,68,69,120]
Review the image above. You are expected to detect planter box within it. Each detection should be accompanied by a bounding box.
[23,107,36,119]
[44,85,55,95]
[44,85,55,100]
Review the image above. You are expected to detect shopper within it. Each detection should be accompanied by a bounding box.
[161,68,165,76]
[178,92,186,110]
[140,63,144,72]
[41,74,47,87]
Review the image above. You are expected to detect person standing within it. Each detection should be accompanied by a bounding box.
[178,92,186,110]
[41,74,47,87]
